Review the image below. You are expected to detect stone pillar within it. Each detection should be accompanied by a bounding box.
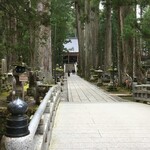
[1,59,7,74]
[1,98,31,150]
[6,98,29,137]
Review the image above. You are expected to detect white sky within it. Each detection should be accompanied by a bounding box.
[136,5,141,18]
[99,2,141,19]
[99,1,103,10]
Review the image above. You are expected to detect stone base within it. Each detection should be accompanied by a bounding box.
[97,82,103,86]
[107,85,117,92]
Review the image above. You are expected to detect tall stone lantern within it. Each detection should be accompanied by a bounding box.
[95,67,103,86]
[108,66,118,91]
[90,67,95,81]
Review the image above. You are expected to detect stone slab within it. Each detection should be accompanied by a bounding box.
[49,102,150,149]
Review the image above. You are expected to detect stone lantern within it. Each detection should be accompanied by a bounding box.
[6,98,30,137]
[90,67,95,81]
[95,67,103,86]
[108,66,118,91]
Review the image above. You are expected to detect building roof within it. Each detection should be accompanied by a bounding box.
[63,38,79,53]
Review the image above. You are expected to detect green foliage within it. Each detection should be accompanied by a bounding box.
[141,7,150,38]
[51,0,75,66]
[0,0,39,66]
[0,108,8,135]
[137,0,150,7]
[112,0,135,6]
[140,7,150,54]
[26,106,38,117]
[123,12,137,39]
[90,0,100,10]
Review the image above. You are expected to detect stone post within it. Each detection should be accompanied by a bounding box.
[6,98,29,137]
[1,98,31,150]
[1,59,7,74]
[90,67,95,81]
[95,67,103,86]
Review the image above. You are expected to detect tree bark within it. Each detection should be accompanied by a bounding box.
[37,0,52,83]
[104,0,112,72]
[84,0,91,79]
[75,0,100,79]
[75,0,85,77]
[119,6,133,83]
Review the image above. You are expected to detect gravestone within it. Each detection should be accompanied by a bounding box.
[1,59,7,74]
[27,71,36,96]
[1,59,8,91]
[147,69,150,83]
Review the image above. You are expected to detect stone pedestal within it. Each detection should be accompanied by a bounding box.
[6,98,29,137]
[95,69,103,86]
[90,68,95,81]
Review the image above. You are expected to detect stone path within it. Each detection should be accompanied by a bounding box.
[49,74,150,150]
[67,75,125,103]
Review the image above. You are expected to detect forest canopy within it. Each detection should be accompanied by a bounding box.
[0,0,150,84]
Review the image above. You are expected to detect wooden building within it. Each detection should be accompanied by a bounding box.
[63,38,79,64]
[63,38,79,73]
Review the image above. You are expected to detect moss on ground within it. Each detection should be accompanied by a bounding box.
[100,84,132,94]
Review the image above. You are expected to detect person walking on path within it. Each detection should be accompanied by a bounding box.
[68,70,70,77]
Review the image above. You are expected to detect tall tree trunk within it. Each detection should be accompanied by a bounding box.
[115,5,134,85]
[116,10,122,85]
[133,36,136,79]
[6,14,18,69]
[75,0,85,77]
[135,37,145,84]
[84,0,91,79]
[37,0,52,83]
[135,4,145,84]
[104,0,112,72]
[29,13,37,70]
[119,6,126,80]
[90,3,99,68]
[75,0,100,79]
[119,6,133,83]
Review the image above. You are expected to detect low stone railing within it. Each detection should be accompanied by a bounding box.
[133,84,150,102]
[1,84,61,150]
